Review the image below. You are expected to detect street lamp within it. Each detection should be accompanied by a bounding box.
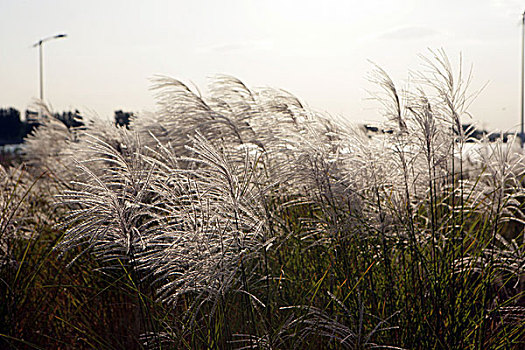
[32,33,67,110]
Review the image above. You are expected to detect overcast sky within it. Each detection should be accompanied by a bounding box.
[1,0,524,131]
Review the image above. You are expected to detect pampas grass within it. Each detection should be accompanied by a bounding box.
[0,51,523,349]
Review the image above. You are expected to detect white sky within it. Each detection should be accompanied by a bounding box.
[0,0,524,131]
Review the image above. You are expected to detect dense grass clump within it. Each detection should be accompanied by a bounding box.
[1,51,524,349]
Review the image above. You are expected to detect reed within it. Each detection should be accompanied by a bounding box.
[0,51,523,349]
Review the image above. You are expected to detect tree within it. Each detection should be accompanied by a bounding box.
[55,110,83,129]
[114,110,133,128]
[0,108,23,144]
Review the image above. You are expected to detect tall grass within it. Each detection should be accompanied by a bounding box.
[0,51,523,349]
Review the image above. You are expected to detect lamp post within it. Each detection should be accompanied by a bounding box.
[32,34,67,111]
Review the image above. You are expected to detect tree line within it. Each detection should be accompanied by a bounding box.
[0,108,134,145]
[363,123,515,142]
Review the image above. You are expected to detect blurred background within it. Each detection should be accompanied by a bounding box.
[0,0,524,134]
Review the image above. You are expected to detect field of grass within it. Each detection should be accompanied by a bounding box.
[1,51,524,349]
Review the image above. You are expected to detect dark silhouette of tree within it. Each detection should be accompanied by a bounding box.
[114,110,133,128]
[23,110,39,138]
[55,109,83,129]
[0,108,23,145]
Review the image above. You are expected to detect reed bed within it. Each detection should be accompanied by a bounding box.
[0,50,524,349]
